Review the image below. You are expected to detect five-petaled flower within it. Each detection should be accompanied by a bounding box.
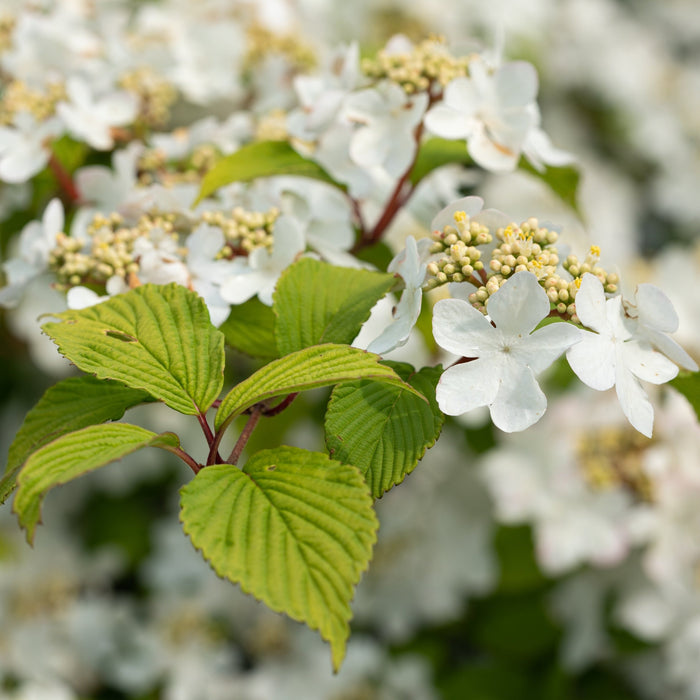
[433,270,581,432]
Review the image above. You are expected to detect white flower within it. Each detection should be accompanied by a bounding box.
[424,57,539,172]
[566,274,680,437]
[366,236,432,355]
[219,215,305,306]
[625,283,698,372]
[0,112,63,184]
[344,83,428,178]
[433,270,581,432]
[0,198,64,307]
[287,42,361,141]
[185,223,240,326]
[56,77,138,150]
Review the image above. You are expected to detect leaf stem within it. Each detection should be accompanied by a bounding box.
[228,405,263,465]
[263,392,299,417]
[159,444,202,475]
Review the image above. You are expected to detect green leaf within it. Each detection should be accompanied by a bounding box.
[41,283,225,415]
[519,158,582,214]
[215,343,424,432]
[14,424,180,543]
[273,257,395,355]
[219,297,278,359]
[325,363,444,497]
[1,376,151,505]
[409,137,473,185]
[671,371,700,421]
[180,446,377,670]
[195,141,344,204]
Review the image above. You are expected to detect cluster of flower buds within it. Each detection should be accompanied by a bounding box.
[118,68,178,130]
[202,206,280,257]
[575,426,655,502]
[0,80,66,124]
[48,212,180,290]
[422,207,618,322]
[361,36,471,94]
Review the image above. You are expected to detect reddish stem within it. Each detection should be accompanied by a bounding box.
[48,151,80,204]
[228,406,263,465]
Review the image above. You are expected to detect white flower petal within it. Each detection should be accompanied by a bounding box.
[622,340,678,385]
[615,362,654,438]
[432,297,497,357]
[486,271,550,336]
[436,357,501,416]
[423,105,472,140]
[566,330,616,390]
[635,283,678,333]
[518,322,582,374]
[490,358,547,432]
[495,61,539,109]
[574,274,610,333]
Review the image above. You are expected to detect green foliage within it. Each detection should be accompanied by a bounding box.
[13,423,179,543]
[273,258,395,355]
[409,137,582,214]
[671,371,700,421]
[215,343,424,432]
[325,362,443,497]
[220,297,278,359]
[41,283,225,415]
[195,140,343,204]
[1,376,151,504]
[179,446,377,670]
[519,158,582,214]
[409,137,473,185]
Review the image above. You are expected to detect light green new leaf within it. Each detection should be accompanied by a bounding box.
[180,446,377,670]
[671,372,700,421]
[325,363,444,498]
[41,283,225,415]
[14,424,180,543]
[1,376,151,505]
[273,258,395,355]
[409,137,473,186]
[215,344,424,433]
[195,141,344,204]
[220,297,278,359]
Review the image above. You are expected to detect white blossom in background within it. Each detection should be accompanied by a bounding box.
[344,83,428,178]
[424,57,540,172]
[56,77,138,150]
[0,112,63,184]
[287,42,361,141]
[567,273,681,437]
[0,198,64,308]
[433,271,581,432]
[185,223,240,327]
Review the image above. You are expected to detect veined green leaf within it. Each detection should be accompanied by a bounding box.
[215,343,424,433]
[273,258,395,355]
[41,283,225,415]
[325,363,444,497]
[14,424,180,543]
[1,376,151,504]
[220,297,278,359]
[519,158,582,214]
[180,446,377,670]
[409,137,473,185]
[671,372,700,421]
[195,141,344,204]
